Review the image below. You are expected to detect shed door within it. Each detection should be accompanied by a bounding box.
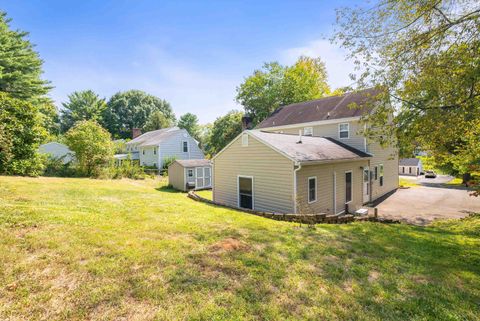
[204,167,211,187]
[196,167,204,189]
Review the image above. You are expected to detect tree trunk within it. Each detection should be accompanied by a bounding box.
[462,173,471,186]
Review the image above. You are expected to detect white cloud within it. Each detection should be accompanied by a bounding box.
[279,39,356,90]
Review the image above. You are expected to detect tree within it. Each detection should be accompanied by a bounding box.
[60,90,107,133]
[143,110,173,132]
[205,111,243,155]
[333,0,480,192]
[103,90,176,138]
[178,113,200,140]
[236,56,330,125]
[64,120,113,177]
[0,93,45,176]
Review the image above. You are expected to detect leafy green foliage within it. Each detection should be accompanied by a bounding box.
[205,110,243,156]
[107,160,146,180]
[103,90,176,139]
[60,90,107,133]
[236,56,330,125]
[178,113,200,141]
[64,120,113,177]
[333,1,480,194]
[42,156,76,177]
[143,110,173,132]
[162,156,177,171]
[0,93,45,176]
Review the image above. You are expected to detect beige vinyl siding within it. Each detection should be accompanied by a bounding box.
[368,142,398,200]
[213,134,295,213]
[296,160,367,214]
[271,120,366,152]
[168,162,186,191]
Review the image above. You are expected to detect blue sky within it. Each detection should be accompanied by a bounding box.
[1,0,359,123]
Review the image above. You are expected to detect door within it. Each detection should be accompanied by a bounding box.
[204,167,211,187]
[363,167,370,203]
[196,167,204,189]
[238,176,253,209]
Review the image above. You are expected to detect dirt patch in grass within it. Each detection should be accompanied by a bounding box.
[209,238,250,254]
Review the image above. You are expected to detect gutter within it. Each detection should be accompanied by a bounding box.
[298,157,372,166]
[293,163,302,214]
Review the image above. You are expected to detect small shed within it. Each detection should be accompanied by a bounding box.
[168,159,212,191]
[399,158,423,176]
[38,142,74,164]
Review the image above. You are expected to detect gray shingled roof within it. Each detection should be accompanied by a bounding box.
[126,127,182,147]
[174,159,211,167]
[256,88,382,129]
[248,130,371,164]
[399,158,421,166]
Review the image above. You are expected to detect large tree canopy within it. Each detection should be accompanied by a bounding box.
[205,111,243,156]
[103,90,176,139]
[236,56,330,125]
[178,113,200,141]
[333,0,480,189]
[143,110,173,132]
[60,90,107,133]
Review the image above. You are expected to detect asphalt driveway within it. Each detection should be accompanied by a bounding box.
[375,186,480,225]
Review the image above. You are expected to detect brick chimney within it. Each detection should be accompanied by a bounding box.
[132,128,142,139]
[241,115,253,130]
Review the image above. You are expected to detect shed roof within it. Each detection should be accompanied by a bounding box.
[399,158,421,166]
[256,88,383,129]
[126,127,183,147]
[248,130,371,164]
[174,159,211,167]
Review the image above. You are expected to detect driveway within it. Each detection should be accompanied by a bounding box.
[400,174,456,185]
[375,186,480,225]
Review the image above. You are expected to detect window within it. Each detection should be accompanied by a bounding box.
[154,148,156,155]
[339,123,349,139]
[142,149,145,155]
[303,127,313,136]
[242,134,249,147]
[238,176,253,209]
[153,163,156,168]
[380,164,384,186]
[308,177,317,203]
[402,166,405,174]
[345,171,352,203]
[374,166,378,180]
[187,169,194,177]
[409,167,412,174]
[182,141,188,153]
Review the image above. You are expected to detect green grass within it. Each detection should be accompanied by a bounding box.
[398,177,419,188]
[195,189,213,200]
[1,176,479,320]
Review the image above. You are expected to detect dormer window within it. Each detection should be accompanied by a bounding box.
[303,127,313,136]
[242,134,248,147]
[339,123,349,139]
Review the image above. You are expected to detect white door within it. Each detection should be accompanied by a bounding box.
[196,167,204,189]
[204,167,211,187]
[363,167,370,203]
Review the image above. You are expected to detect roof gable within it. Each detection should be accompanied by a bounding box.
[399,158,421,166]
[256,88,382,129]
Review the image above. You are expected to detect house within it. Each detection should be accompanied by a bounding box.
[122,127,204,171]
[399,158,423,176]
[212,88,399,214]
[168,159,212,191]
[38,142,74,164]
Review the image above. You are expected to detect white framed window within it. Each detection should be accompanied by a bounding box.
[303,127,313,136]
[308,177,317,203]
[187,169,194,177]
[182,141,188,153]
[242,134,249,147]
[238,176,254,209]
[380,164,384,186]
[154,148,156,155]
[345,171,352,203]
[339,123,349,139]
[142,149,145,155]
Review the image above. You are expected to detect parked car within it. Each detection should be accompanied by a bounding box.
[424,170,437,178]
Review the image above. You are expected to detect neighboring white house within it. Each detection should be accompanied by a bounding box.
[121,127,204,171]
[399,158,423,176]
[168,159,212,191]
[38,142,74,164]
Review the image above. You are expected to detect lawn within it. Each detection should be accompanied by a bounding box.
[1,176,479,320]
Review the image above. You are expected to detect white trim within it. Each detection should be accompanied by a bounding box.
[293,164,302,213]
[237,175,254,210]
[241,133,249,147]
[379,163,384,186]
[182,140,189,154]
[307,176,317,204]
[338,123,350,139]
[259,116,361,131]
[345,170,353,204]
[333,171,337,214]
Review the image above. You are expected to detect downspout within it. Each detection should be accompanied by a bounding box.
[293,163,302,214]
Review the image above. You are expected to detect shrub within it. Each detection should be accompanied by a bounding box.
[162,156,177,171]
[42,156,76,177]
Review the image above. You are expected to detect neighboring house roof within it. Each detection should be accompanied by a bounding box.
[399,158,421,166]
[114,152,140,160]
[248,130,371,164]
[126,127,183,147]
[38,142,74,163]
[256,88,383,129]
[173,159,211,167]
